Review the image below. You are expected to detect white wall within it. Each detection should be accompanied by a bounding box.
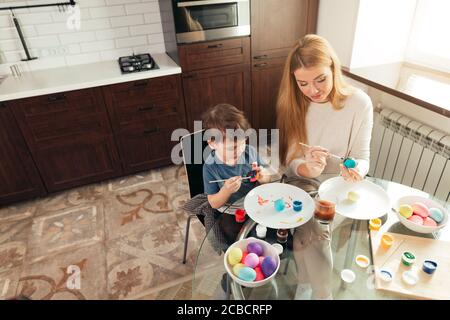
[316,0,360,68]
[0,0,165,76]
[350,0,417,68]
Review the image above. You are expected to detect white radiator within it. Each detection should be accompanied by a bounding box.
[369,108,450,204]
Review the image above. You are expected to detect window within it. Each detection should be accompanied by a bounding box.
[405,0,450,73]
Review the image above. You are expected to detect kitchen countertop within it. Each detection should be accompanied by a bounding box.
[0,53,181,102]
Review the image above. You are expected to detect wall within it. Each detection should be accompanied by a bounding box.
[316,0,360,68]
[0,0,166,76]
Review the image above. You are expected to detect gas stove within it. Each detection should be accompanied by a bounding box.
[118,53,158,73]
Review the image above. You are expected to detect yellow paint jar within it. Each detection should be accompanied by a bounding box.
[369,218,382,231]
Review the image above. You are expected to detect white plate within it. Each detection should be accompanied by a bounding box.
[244,183,314,229]
[318,177,391,220]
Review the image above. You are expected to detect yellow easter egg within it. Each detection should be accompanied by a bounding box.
[232,263,246,276]
[399,204,413,218]
[347,191,360,202]
[228,247,243,266]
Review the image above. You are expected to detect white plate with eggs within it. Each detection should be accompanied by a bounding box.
[318,177,391,220]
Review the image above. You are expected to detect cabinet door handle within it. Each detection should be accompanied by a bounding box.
[183,73,197,79]
[143,127,160,135]
[138,105,155,112]
[207,44,223,49]
[47,93,66,102]
[254,63,268,68]
[253,55,268,60]
[134,80,149,87]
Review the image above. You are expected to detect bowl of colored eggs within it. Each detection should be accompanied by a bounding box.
[395,196,448,234]
[224,237,280,288]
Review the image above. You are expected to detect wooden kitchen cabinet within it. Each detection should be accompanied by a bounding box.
[10,88,122,192]
[251,57,286,131]
[103,74,187,174]
[0,102,46,205]
[178,37,251,130]
[182,63,251,131]
[251,0,319,130]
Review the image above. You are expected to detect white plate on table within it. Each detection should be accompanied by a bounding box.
[244,183,314,229]
[318,177,391,220]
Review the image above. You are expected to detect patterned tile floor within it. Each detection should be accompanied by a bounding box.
[0,165,211,300]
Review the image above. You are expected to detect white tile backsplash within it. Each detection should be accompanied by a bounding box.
[0,1,166,75]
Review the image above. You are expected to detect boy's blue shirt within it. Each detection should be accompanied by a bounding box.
[203,145,266,204]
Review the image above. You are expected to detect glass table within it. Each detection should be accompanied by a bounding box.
[191,176,450,300]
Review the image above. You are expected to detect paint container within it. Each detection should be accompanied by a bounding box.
[422,260,437,275]
[355,254,370,268]
[276,229,288,244]
[378,269,393,282]
[401,252,416,266]
[274,199,285,212]
[235,209,246,223]
[256,224,267,239]
[369,218,382,231]
[341,269,356,288]
[381,234,394,249]
[402,270,418,285]
[292,200,303,212]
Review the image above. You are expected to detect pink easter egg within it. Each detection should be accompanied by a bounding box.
[408,214,424,225]
[254,266,265,281]
[244,253,259,268]
[411,202,430,218]
[423,217,437,227]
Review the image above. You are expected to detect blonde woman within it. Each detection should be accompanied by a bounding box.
[276,35,373,299]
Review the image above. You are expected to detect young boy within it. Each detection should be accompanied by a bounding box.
[202,104,271,210]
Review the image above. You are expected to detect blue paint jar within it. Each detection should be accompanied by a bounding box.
[293,200,303,212]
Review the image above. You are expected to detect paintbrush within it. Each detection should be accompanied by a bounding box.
[298,142,344,160]
[209,176,252,183]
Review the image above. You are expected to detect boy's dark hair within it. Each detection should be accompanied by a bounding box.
[201,104,251,134]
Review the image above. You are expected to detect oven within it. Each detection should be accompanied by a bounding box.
[172,0,250,43]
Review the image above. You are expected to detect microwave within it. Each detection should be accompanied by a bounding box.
[172,0,250,43]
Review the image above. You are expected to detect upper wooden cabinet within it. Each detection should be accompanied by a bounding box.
[182,63,251,131]
[251,0,319,130]
[251,0,319,60]
[0,102,45,205]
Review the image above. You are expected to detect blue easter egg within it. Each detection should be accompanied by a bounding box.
[343,158,357,169]
[261,256,277,278]
[247,242,264,256]
[429,208,444,224]
[237,267,257,282]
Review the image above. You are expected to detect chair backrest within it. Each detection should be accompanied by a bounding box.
[180,129,212,199]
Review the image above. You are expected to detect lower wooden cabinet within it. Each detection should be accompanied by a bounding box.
[0,103,46,205]
[30,134,122,192]
[103,74,187,175]
[8,87,123,193]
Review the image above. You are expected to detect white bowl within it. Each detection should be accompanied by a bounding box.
[224,237,280,288]
[395,196,448,234]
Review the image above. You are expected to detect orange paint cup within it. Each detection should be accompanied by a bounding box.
[381,234,394,249]
[369,218,382,231]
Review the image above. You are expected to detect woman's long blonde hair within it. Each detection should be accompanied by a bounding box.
[276,34,353,165]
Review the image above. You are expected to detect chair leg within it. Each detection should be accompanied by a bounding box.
[183,214,194,264]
